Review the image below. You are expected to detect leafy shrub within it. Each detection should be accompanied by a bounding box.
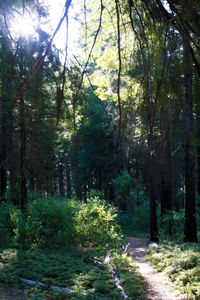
[22,193,122,249]
[159,209,185,241]
[0,192,123,250]
[112,172,149,216]
[74,194,122,247]
[25,197,75,249]
[118,201,150,236]
[112,171,134,212]
[0,203,20,248]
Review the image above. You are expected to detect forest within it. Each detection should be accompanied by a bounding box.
[0,0,200,299]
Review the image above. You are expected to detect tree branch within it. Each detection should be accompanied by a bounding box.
[73,0,104,103]
[115,0,122,142]
[11,0,72,111]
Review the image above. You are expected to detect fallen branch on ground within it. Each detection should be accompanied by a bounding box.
[19,278,72,293]
[104,251,129,299]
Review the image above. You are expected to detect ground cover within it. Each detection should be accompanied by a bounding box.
[147,242,200,299]
[0,247,145,299]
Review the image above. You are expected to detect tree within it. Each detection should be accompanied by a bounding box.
[183,42,197,242]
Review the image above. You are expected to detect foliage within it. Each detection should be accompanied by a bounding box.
[0,203,20,248]
[0,194,123,250]
[118,201,150,236]
[147,242,200,299]
[110,252,145,299]
[114,175,150,236]
[74,194,122,247]
[112,171,135,212]
[0,248,145,299]
[25,197,75,249]
[159,209,185,241]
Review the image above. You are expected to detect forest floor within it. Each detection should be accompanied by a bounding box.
[0,238,190,300]
[0,288,25,300]
[128,237,187,300]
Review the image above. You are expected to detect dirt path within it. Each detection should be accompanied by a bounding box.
[128,237,186,300]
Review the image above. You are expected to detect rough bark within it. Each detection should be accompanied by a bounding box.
[0,106,7,201]
[20,95,27,210]
[66,160,71,198]
[7,111,19,204]
[148,134,158,242]
[160,108,172,218]
[183,43,197,242]
[58,163,65,198]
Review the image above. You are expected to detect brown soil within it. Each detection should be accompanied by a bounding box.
[128,237,187,300]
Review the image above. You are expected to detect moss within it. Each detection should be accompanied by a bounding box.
[147,242,200,299]
[0,248,145,299]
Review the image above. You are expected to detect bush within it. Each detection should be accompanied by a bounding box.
[1,193,123,250]
[0,203,20,248]
[112,172,148,216]
[159,209,185,241]
[118,201,150,236]
[25,197,75,249]
[74,194,122,247]
[112,171,134,212]
[23,193,122,249]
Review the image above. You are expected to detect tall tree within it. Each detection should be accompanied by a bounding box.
[183,42,197,242]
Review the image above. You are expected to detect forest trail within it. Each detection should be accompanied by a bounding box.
[128,237,186,300]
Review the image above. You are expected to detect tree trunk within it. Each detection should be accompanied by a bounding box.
[83,185,87,203]
[20,95,27,210]
[97,168,102,191]
[196,101,200,209]
[160,107,172,220]
[0,109,7,201]
[197,133,200,208]
[66,160,71,198]
[183,43,197,242]
[148,133,158,242]
[7,111,19,204]
[29,118,36,191]
[58,163,65,198]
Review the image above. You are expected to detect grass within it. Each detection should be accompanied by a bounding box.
[147,241,200,299]
[0,247,145,299]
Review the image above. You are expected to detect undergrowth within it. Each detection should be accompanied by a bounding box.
[117,202,151,238]
[0,248,145,299]
[0,192,145,299]
[0,194,122,250]
[147,242,200,299]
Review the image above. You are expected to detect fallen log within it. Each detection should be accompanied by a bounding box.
[19,251,128,298]
[83,257,102,265]
[19,278,72,293]
[104,251,128,299]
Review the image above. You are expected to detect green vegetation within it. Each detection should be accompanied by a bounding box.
[0,194,122,250]
[147,242,200,299]
[0,248,145,299]
[1,0,200,298]
[0,194,145,299]
[118,203,150,237]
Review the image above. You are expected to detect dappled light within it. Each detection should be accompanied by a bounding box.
[0,0,200,299]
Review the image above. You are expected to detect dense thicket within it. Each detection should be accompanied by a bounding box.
[0,0,200,243]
